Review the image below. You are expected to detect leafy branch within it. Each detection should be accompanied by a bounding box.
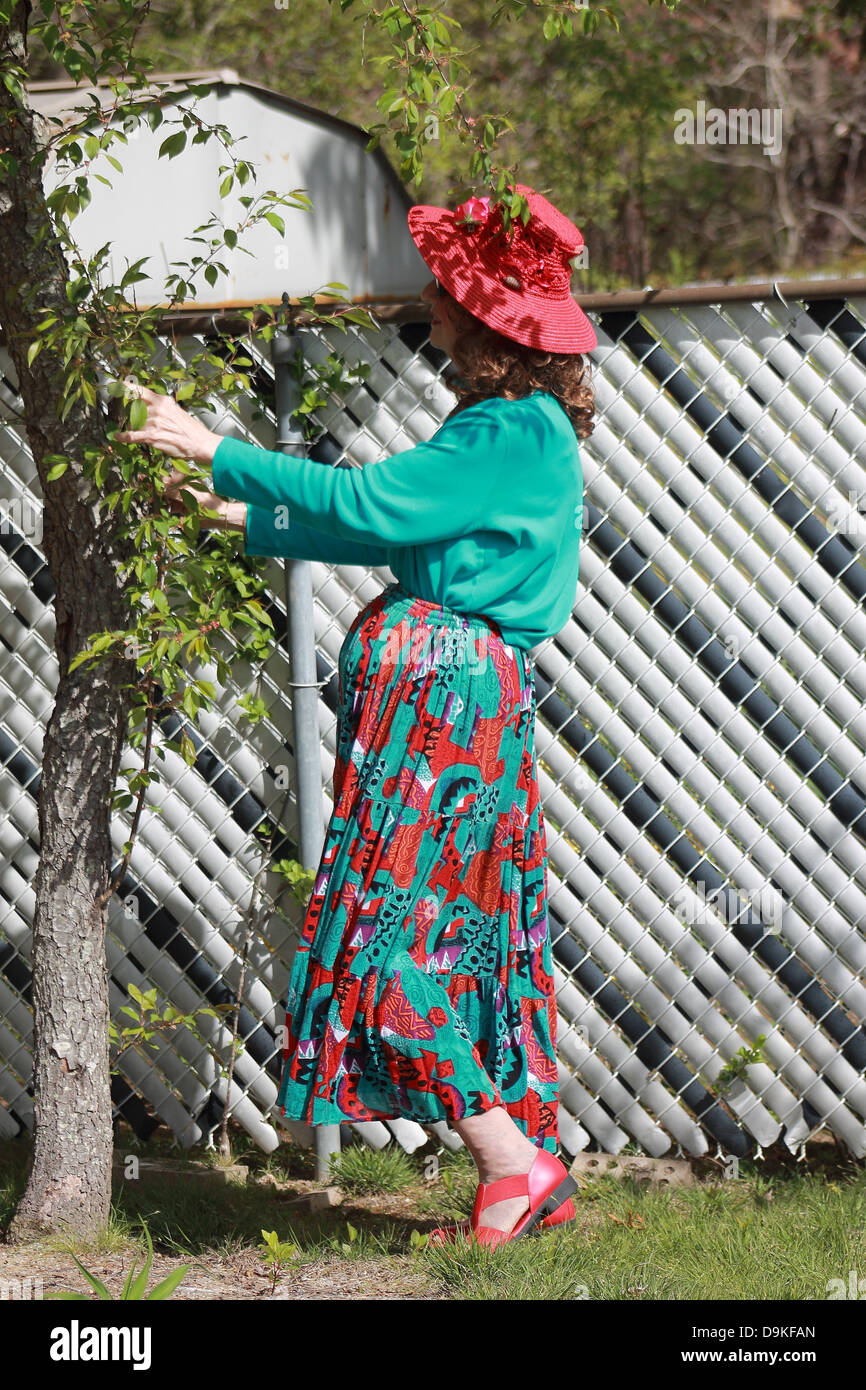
[337,0,623,224]
[108,981,231,1072]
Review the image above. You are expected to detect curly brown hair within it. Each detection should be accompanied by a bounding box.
[442,297,596,441]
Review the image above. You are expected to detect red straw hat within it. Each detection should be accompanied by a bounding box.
[407,183,597,354]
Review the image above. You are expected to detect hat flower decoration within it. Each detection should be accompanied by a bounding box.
[454,194,492,227]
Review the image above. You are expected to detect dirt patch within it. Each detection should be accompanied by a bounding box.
[268,1255,444,1300]
[0,1239,445,1302]
[0,1170,452,1301]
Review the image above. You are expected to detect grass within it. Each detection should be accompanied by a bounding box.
[327,1143,418,1195]
[1,1128,863,1301]
[414,1159,866,1301]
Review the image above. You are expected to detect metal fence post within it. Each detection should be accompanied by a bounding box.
[271,312,341,1181]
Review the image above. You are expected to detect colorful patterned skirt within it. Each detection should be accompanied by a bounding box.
[275,580,561,1152]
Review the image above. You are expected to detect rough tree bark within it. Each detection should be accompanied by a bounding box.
[0,2,137,1238]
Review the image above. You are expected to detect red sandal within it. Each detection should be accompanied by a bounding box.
[427,1149,578,1249]
[427,1201,575,1246]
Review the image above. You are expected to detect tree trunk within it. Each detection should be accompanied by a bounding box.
[0,3,137,1238]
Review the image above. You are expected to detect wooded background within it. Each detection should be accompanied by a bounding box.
[27,0,866,288]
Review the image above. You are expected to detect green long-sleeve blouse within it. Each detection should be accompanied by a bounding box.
[210,389,583,650]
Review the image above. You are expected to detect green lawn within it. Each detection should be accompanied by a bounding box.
[1,1130,863,1301]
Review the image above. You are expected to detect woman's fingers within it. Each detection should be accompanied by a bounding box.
[112,388,219,465]
[115,388,181,447]
[133,467,200,505]
[125,465,223,526]
[126,383,161,404]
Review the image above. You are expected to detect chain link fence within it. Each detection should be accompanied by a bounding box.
[2,286,866,1163]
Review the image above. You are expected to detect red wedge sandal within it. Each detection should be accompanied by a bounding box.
[428,1149,578,1249]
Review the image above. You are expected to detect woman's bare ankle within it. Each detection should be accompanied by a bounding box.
[476,1144,538,1185]
[452,1105,540,1183]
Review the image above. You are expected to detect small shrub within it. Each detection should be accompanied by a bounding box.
[258,1229,299,1294]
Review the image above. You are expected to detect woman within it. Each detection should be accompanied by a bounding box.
[116,183,597,1249]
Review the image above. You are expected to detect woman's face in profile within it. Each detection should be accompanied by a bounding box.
[420,278,462,358]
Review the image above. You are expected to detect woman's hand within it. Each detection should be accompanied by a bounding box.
[159,471,224,524]
[114,383,247,532]
[114,384,221,465]
[142,468,246,532]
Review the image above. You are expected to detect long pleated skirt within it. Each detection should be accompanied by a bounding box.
[275,580,561,1152]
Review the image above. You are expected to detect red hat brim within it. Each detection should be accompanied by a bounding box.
[407,202,597,354]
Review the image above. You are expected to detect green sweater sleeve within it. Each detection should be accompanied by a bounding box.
[243,500,393,566]
[211,400,506,550]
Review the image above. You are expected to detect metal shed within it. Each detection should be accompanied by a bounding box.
[27,68,429,307]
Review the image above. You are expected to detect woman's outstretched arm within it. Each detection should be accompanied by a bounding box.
[114,384,508,552]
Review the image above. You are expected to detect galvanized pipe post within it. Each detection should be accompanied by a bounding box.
[271,317,341,1182]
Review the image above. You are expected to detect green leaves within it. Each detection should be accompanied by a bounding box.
[120,256,151,291]
[332,1220,360,1256]
[158,130,187,160]
[716,1035,767,1093]
[259,1229,298,1265]
[272,858,317,906]
[69,1260,113,1301]
[46,1225,191,1302]
[109,982,227,1077]
[258,1229,299,1293]
[2,69,26,105]
[128,397,147,432]
[236,693,269,724]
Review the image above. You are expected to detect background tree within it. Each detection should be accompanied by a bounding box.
[0,0,145,1238]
